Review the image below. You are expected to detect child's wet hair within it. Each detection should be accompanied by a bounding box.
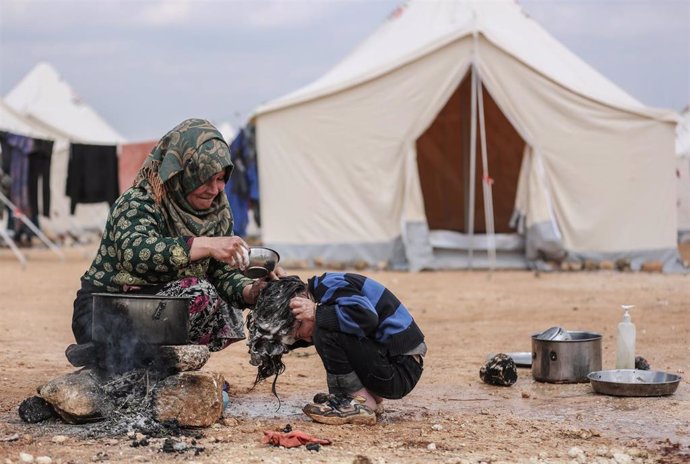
[246,276,307,401]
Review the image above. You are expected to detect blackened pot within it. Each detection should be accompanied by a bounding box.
[92,293,190,346]
[531,331,602,383]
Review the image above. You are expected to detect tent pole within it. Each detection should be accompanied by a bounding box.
[0,223,27,269]
[0,190,65,261]
[477,77,496,272]
[468,64,478,269]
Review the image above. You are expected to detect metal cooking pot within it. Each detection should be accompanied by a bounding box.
[244,246,280,279]
[92,293,190,345]
[531,330,602,383]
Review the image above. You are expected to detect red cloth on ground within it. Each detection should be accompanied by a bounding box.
[262,430,331,448]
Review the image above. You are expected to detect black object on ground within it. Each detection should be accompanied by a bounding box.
[635,356,651,370]
[306,443,321,452]
[480,353,518,386]
[18,395,56,423]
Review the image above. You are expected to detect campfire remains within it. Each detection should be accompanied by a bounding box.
[20,295,227,435]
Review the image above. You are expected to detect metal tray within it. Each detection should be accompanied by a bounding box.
[486,352,532,368]
[588,369,681,397]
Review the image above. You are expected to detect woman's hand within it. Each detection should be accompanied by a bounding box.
[266,265,287,281]
[290,296,317,321]
[191,236,249,270]
[242,279,267,306]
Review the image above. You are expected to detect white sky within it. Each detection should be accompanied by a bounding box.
[1,0,689,141]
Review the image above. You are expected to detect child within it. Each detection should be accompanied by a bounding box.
[246,273,426,425]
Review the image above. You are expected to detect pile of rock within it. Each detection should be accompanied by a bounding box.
[20,344,226,429]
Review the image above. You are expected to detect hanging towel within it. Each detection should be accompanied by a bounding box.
[4,132,34,217]
[66,143,119,214]
[29,139,53,217]
[118,140,156,193]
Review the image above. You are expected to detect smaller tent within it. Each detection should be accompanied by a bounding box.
[5,62,125,236]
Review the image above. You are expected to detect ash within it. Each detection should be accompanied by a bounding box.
[81,368,188,439]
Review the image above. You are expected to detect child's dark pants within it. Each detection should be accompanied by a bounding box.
[312,328,423,399]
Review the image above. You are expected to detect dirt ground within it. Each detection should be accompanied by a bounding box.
[0,247,688,464]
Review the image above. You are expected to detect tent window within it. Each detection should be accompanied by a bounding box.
[416,72,525,234]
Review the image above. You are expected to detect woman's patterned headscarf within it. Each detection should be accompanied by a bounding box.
[133,118,233,237]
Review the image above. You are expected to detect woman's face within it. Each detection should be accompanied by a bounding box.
[186,172,226,210]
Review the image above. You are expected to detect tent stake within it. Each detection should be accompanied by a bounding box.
[0,190,64,261]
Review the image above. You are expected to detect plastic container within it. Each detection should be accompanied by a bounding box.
[615,305,636,369]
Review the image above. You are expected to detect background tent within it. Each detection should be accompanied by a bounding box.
[4,62,125,237]
[254,0,680,271]
[0,98,59,141]
[676,105,690,241]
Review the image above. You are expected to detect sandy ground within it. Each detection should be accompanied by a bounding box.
[0,247,688,464]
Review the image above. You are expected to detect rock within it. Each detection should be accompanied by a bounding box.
[35,457,52,464]
[353,456,373,464]
[152,371,224,427]
[640,261,663,273]
[479,353,518,386]
[151,345,211,373]
[38,369,109,423]
[635,356,651,370]
[568,261,583,271]
[427,443,437,450]
[281,259,309,269]
[568,447,586,464]
[613,453,632,464]
[19,453,34,463]
[599,260,615,271]
[51,435,68,444]
[18,396,56,423]
[583,260,599,271]
[327,261,346,270]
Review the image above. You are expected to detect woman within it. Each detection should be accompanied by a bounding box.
[69,118,268,364]
[247,273,426,426]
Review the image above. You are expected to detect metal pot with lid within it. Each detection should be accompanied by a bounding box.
[532,329,602,383]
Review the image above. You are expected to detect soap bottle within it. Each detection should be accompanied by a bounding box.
[615,304,636,369]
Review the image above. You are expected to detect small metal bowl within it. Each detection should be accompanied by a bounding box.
[244,246,280,279]
[588,369,682,397]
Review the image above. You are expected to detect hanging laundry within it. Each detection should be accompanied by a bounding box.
[224,123,259,236]
[28,139,53,217]
[0,131,53,243]
[66,143,119,214]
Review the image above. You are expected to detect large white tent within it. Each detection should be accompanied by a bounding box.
[254,0,680,271]
[4,62,125,236]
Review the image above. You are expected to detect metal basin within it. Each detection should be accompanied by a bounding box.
[588,369,682,397]
[92,293,190,345]
[532,330,602,383]
[244,246,280,279]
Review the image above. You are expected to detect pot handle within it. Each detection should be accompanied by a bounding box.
[152,301,167,320]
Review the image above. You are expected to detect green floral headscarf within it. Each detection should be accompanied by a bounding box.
[133,118,234,237]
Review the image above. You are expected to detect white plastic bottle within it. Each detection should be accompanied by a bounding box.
[615,304,636,369]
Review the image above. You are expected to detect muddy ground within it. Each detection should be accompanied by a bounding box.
[0,247,688,464]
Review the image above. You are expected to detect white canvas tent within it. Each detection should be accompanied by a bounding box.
[254,0,680,271]
[676,105,690,240]
[4,62,125,236]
